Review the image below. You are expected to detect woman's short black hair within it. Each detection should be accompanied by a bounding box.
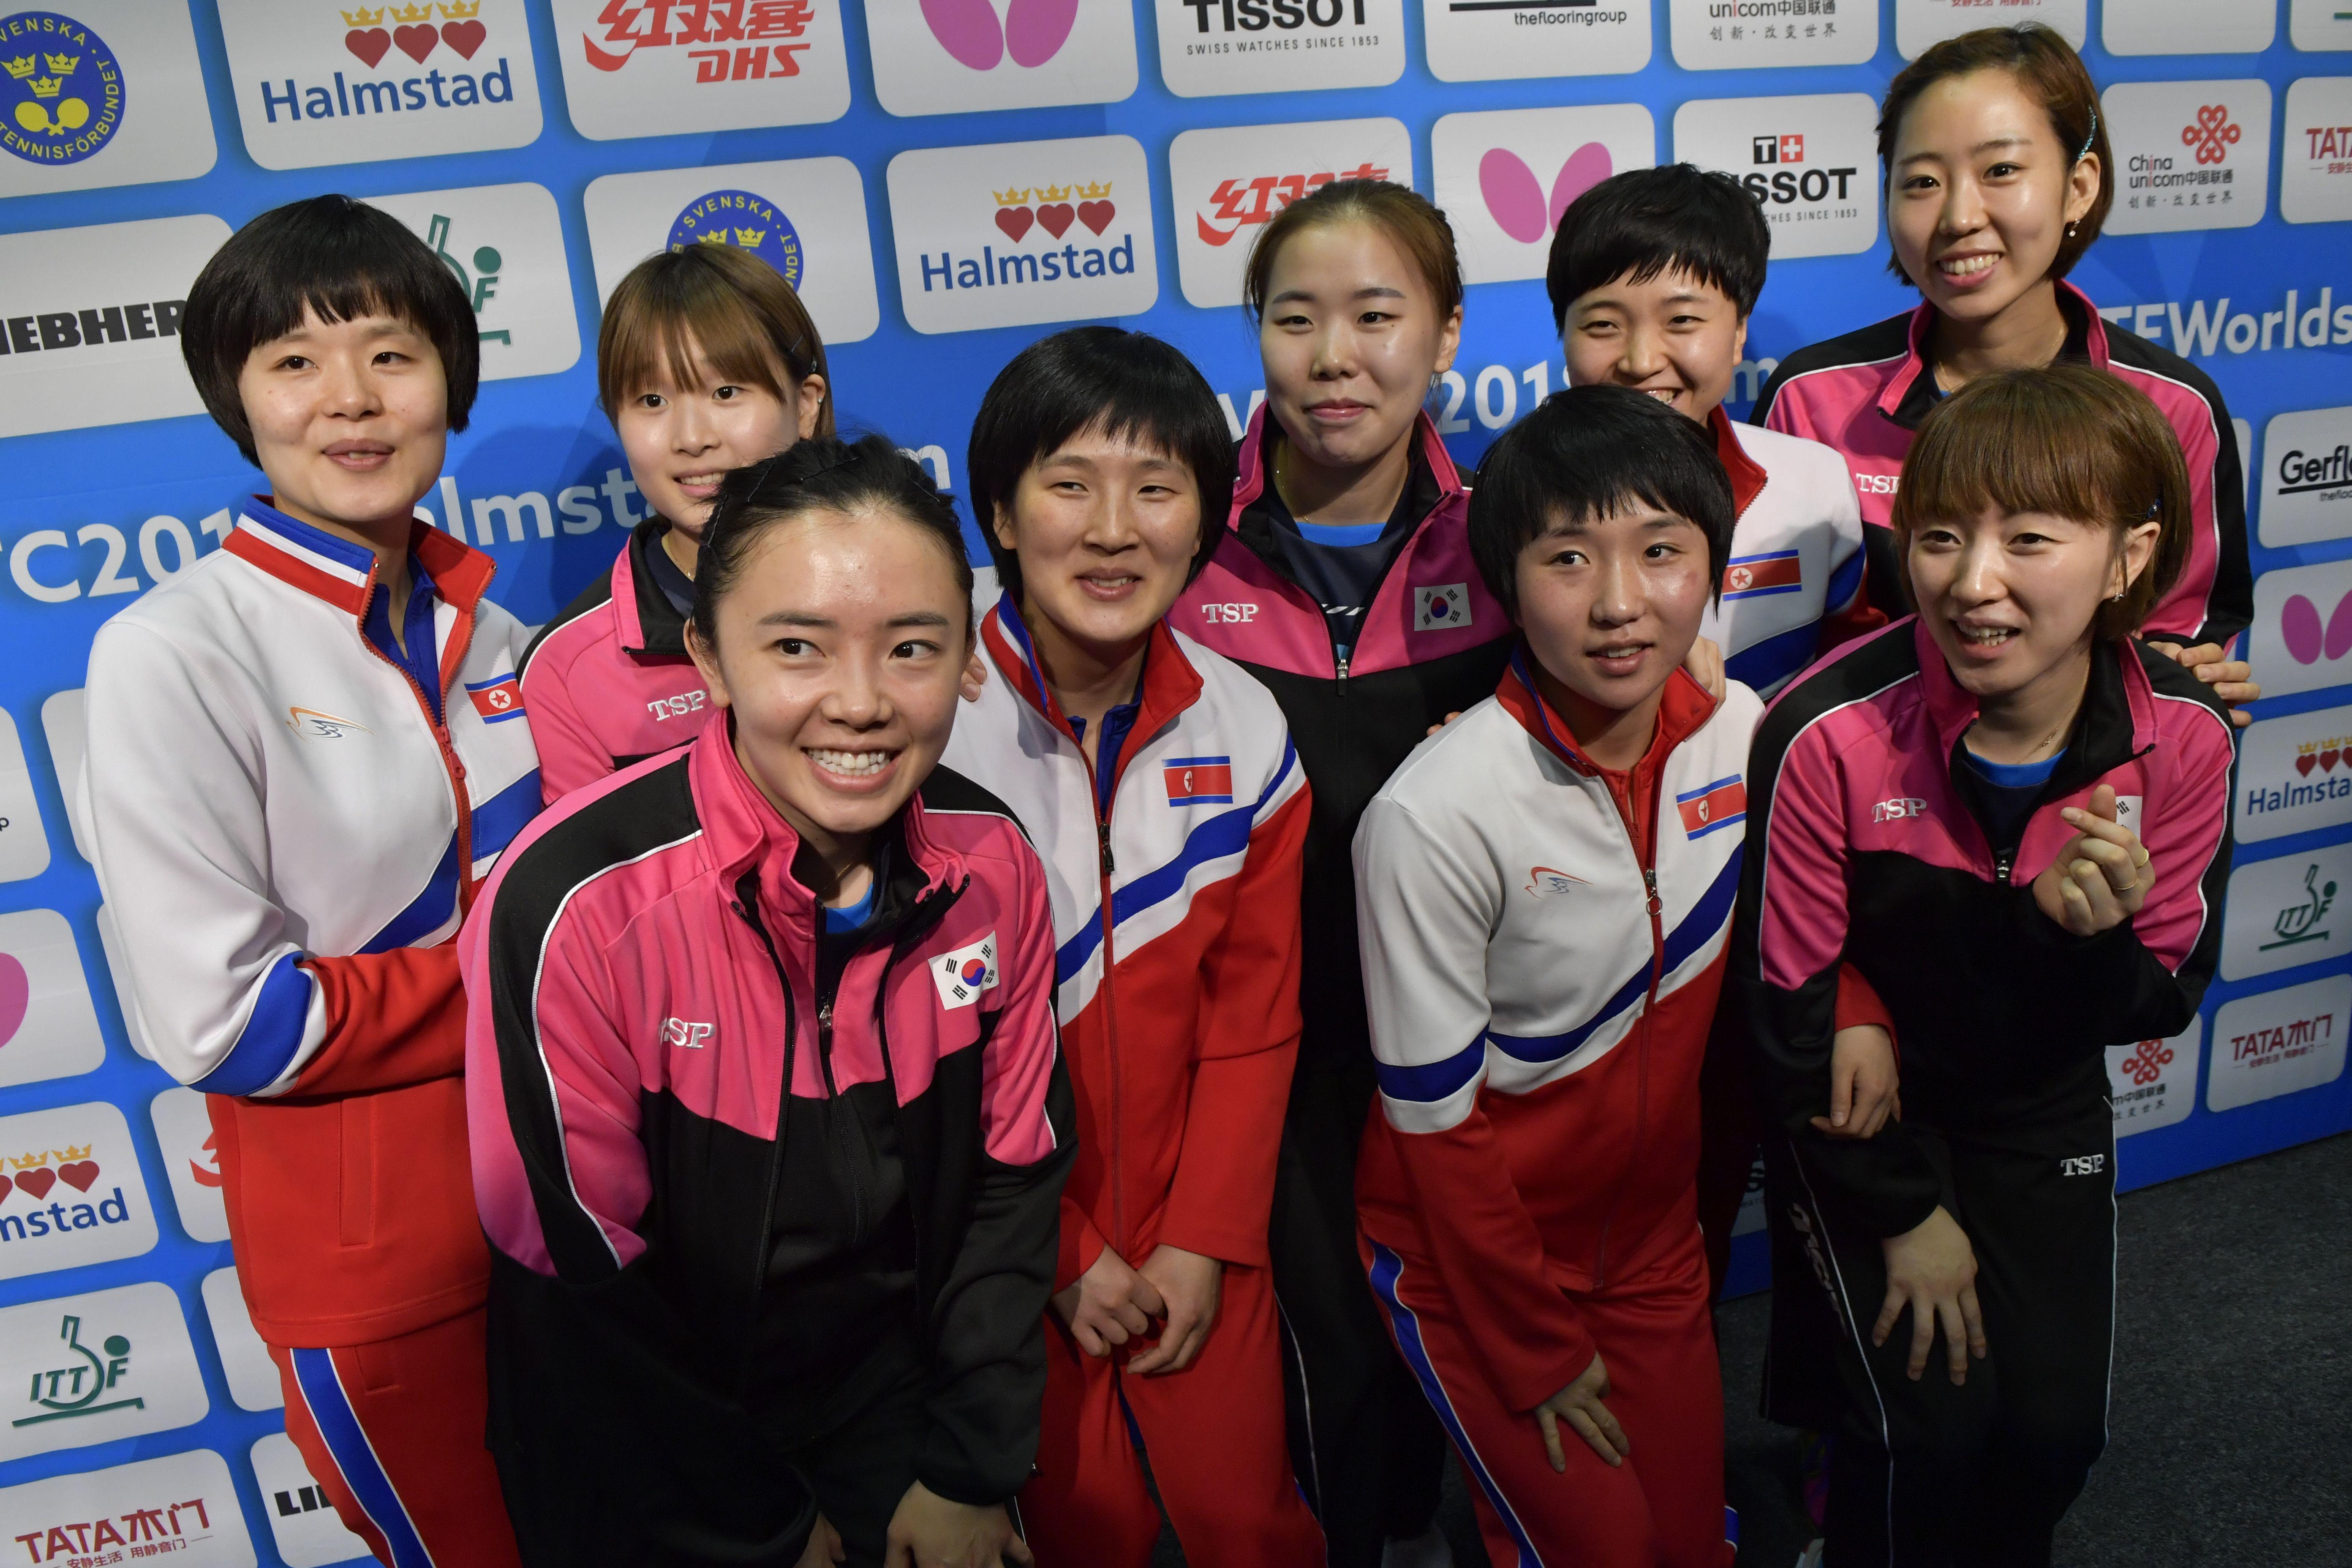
[965,326,1236,605]
[1469,385,1737,621]
[691,433,974,649]
[180,194,479,467]
[1545,164,1772,335]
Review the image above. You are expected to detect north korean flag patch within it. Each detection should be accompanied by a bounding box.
[1720,550,1804,602]
[1164,757,1234,806]
[931,931,1001,1010]
[466,672,528,724]
[1676,775,1748,839]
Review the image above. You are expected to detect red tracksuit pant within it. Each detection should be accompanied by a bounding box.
[1021,1260,1324,1568]
[268,1306,521,1568]
[1364,1225,1734,1568]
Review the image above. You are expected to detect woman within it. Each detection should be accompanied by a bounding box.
[464,437,1075,1568]
[1755,24,2252,678]
[1171,177,1505,1568]
[1734,366,2235,1566]
[520,243,832,800]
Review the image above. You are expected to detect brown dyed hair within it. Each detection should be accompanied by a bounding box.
[1878,23,2112,283]
[1891,364,2188,642]
[1241,179,1464,324]
[597,244,833,433]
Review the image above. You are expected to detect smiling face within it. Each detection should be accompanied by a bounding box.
[1515,502,1715,741]
[237,306,449,540]
[1907,505,2159,707]
[687,507,970,867]
[994,422,1203,660]
[1258,220,1461,478]
[1888,69,2102,327]
[615,333,827,543]
[1561,267,1749,425]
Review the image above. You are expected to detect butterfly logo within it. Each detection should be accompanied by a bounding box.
[1478,142,1614,245]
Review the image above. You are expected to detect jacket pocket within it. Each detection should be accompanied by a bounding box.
[339,1094,375,1248]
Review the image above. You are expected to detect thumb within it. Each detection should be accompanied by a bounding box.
[1129,1272,1168,1318]
[1830,1056,1854,1127]
[2090,783,2118,824]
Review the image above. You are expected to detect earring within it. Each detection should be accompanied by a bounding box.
[2066,221,2079,240]
[2111,589,2126,602]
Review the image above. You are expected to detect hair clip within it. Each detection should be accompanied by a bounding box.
[2077,107,2098,164]
[2145,498,2161,520]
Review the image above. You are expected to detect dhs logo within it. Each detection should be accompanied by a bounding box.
[0,10,122,166]
[670,188,804,287]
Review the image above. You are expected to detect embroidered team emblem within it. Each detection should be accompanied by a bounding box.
[1676,775,1748,839]
[466,673,528,724]
[286,706,370,740]
[1721,551,1804,601]
[931,932,1001,1010]
[1525,866,1588,898]
[1415,583,1473,632]
[1164,757,1234,806]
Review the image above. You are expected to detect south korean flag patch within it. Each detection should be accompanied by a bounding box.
[931,931,1001,1010]
[1415,583,1473,632]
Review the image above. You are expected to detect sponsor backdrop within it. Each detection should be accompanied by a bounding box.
[0,0,2345,1556]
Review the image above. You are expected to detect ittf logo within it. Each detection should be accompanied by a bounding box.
[1165,756,1234,806]
[1752,133,1803,165]
[1676,774,1747,838]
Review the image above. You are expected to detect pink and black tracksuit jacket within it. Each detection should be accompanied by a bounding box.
[1756,282,2252,652]
[462,719,1076,1563]
[1731,619,2234,1239]
[519,519,712,803]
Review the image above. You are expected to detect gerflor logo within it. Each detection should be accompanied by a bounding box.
[580,0,816,78]
[0,10,121,166]
[671,188,803,285]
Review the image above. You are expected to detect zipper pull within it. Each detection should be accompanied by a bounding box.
[1996,849,2015,885]
[1643,868,1662,916]
[1097,822,1115,879]
[1336,652,1349,686]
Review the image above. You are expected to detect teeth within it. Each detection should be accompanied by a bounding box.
[807,749,894,777]
[1960,627,2017,645]
[1939,255,1998,276]
[1642,389,1678,402]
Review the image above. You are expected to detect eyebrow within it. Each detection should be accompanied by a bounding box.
[1267,284,1410,307]
[1899,135,2032,166]
[753,610,955,629]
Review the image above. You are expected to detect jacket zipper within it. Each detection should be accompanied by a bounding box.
[357,574,479,907]
[730,882,799,1391]
[1591,808,1666,1289]
[813,903,871,1244]
[1092,787,1126,1251]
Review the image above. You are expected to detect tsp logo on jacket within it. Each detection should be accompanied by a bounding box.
[467,673,528,724]
[1164,756,1233,806]
[931,932,1001,1010]
[1676,775,1747,839]
[1415,583,1473,632]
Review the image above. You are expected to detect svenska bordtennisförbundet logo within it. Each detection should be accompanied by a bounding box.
[670,188,805,289]
[0,11,121,166]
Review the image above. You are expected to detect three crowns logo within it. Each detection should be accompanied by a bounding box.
[0,1145,101,1206]
[992,178,1116,243]
[343,0,489,70]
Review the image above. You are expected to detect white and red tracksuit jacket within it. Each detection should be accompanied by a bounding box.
[463,717,1076,1558]
[1701,406,1882,696]
[1756,281,2251,650]
[1353,653,1761,1411]
[1732,621,2235,1239]
[518,519,710,803]
[83,502,542,1345]
[942,597,1311,1285]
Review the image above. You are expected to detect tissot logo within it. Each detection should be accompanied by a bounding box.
[0,5,213,198]
[0,1102,156,1280]
[2209,972,2350,1112]
[1420,0,1649,83]
[2236,702,2352,844]
[1168,117,1412,305]
[0,1282,207,1462]
[1155,0,1402,96]
[219,0,542,171]
[2102,79,2271,233]
[0,212,223,438]
[0,909,103,1090]
[2103,0,2275,56]
[2283,76,2352,226]
[2107,1018,2199,1134]
[550,0,849,139]
[2259,404,2352,547]
[0,1448,254,1567]
[1433,103,1654,284]
[1672,0,1873,71]
[888,135,1157,334]
[366,183,583,381]
[865,0,1137,115]
[1896,0,2080,57]
[584,157,880,345]
[1673,93,1876,258]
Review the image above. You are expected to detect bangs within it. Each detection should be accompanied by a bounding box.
[1898,397,2128,531]
[596,246,830,429]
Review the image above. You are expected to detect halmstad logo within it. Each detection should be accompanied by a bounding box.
[583,0,818,79]
[0,11,122,166]
[923,180,1135,292]
[670,188,804,288]
[0,1141,131,1243]
[261,1,515,123]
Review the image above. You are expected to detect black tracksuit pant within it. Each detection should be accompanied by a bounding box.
[1763,1058,2117,1568]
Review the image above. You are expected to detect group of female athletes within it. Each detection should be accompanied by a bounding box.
[81,22,2252,1568]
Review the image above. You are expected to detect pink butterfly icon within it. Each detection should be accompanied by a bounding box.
[1478,142,1615,245]
[920,0,1082,69]
[2280,591,2352,666]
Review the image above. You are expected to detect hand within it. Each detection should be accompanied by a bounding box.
[1874,1206,1986,1384]
[1683,635,1727,700]
[961,646,989,704]
[1125,1245,1223,1375]
[884,1483,1031,1568]
[1425,710,1465,737]
[2145,640,2257,728]
[1533,1353,1629,1471]
[794,1514,845,1568]
[1048,1246,1165,1359]
[2030,784,2151,936]
[1812,1024,1899,1140]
